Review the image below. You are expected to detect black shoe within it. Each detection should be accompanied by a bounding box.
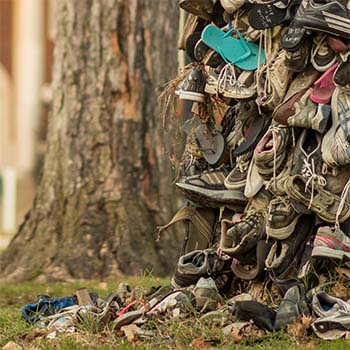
[176,66,206,103]
[293,0,350,39]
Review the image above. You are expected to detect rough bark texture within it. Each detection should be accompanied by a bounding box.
[0,0,181,281]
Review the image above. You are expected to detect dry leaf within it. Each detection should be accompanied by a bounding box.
[331,283,348,299]
[345,331,350,340]
[230,328,243,343]
[98,282,108,290]
[2,342,23,350]
[189,337,210,349]
[287,315,314,339]
[335,267,350,279]
[121,324,139,342]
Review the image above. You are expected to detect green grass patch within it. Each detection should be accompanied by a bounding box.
[1,278,350,349]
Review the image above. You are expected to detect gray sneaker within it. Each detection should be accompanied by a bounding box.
[312,226,350,260]
[274,284,310,330]
[312,291,350,340]
[322,87,350,167]
[312,291,350,318]
[266,196,302,240]
[172,249,227,288]
[194,277,222,311]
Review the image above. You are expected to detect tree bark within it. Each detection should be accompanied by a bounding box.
[0,0,181,281]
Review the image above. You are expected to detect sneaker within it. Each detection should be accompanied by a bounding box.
[333,55,350,92]
[172,249,227,288]
[313,312,350,340]
[253,125,292,181]
[206,64,256,100]
[310,34,336,72]
[220,0,245,14]
[175,168,248,208]
[283,35,312,73]
[284,174,350,223]
[194,277,222,311]
[321,87,350,167]
[311,291,350,339]
[204,66,221,94]
[179,0,216,21]
[312,226,350,260]
[224,153,251,190]
[256,50,292,111]
[265,214,314,279]
[266,196,302,240]
[176,66,206,103]
[273,65,319,125]
[312,291,350,318]
[274,284,310,330]
[219,190,270,257]
[293,0,350,38]
[288,88,330,133]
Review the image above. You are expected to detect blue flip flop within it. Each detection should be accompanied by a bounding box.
[201,25,266,71]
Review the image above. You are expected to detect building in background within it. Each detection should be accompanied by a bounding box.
[0,0,53,237]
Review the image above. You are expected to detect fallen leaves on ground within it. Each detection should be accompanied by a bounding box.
[287,315,314,341]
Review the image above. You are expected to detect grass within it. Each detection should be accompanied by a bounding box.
[1,277,350,350]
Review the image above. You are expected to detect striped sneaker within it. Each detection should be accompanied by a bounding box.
[175,168,248,208]
[312,226,350,260]
[293,0,350,39]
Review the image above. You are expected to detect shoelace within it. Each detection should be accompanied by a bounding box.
[300,138,327,208]
[311,34,328,60]
[335,177,350,228]
[217,63,239,95]
[256,28,273,113]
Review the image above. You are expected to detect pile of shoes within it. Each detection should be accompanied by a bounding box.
[159,0,350,338]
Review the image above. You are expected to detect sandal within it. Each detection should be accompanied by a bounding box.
[248,0,301,30]
[201,25,266,70]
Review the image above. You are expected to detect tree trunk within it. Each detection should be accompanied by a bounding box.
[0,0,181,281]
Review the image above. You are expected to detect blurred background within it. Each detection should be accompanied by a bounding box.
[0,0,54,247]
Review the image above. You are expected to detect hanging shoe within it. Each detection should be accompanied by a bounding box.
[175,168,248,209]
[179,0,216,21]
[312,226,350,260]
[176,66,207,103]
[321,87,350,167]
[310,34,337,72]
[253,124,292,181]
[293,0,350,39]
[256,50,292,111]
[220,0,245,14]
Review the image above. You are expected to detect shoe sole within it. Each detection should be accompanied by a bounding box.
[175,182,248,206]
[311,246,350,260]
[178,90,205,103]
[205,83,218,95]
